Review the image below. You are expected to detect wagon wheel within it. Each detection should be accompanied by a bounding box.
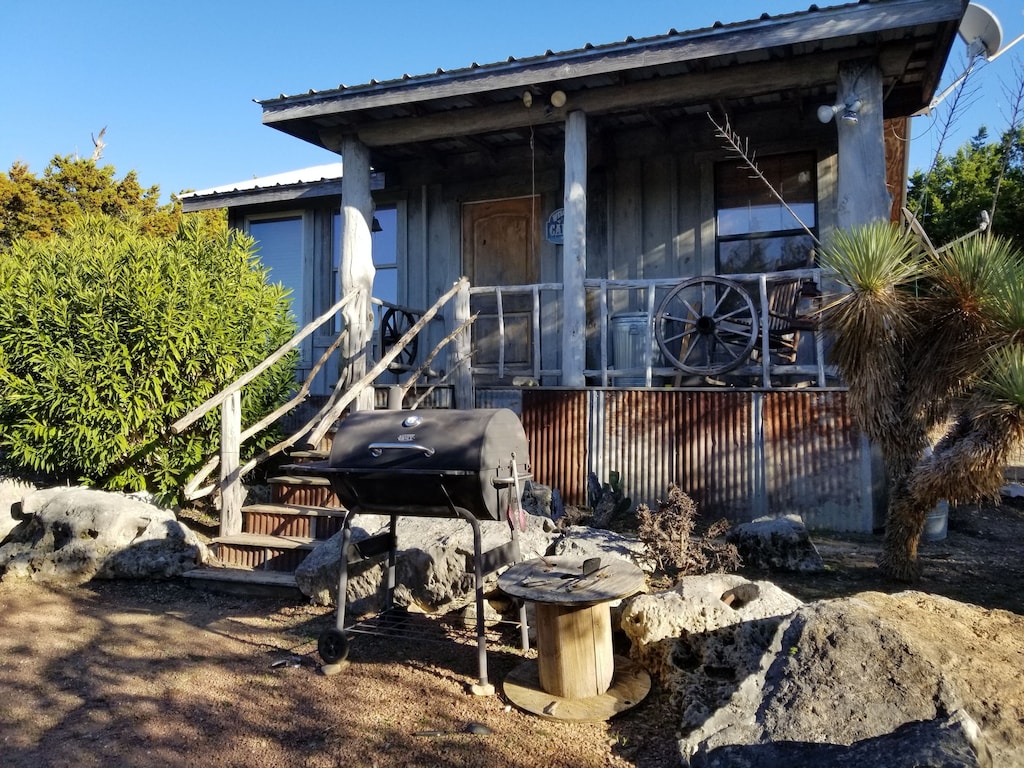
[318,628,350,665]
[380,307,418,368]
[655,276,758,375]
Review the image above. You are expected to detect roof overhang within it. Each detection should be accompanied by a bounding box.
[257,0,965,171]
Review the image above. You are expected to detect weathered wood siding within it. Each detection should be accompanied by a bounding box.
[392,108,839,375]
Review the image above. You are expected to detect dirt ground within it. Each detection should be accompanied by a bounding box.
[1,498,1022,768]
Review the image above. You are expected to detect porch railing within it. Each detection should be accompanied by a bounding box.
[583,269,830,388]
[463,268,832,389]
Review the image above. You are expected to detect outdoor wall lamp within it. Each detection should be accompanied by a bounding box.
[817,98,862,124]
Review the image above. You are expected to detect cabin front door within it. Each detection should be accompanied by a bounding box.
[462,196,540,383]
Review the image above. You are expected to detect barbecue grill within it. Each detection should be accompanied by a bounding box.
[315,408,532,695]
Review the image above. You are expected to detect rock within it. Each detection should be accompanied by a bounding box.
[520,481,564,520]
[549,525,654,572]
[295,513,559,609]
[672,591,1020,767]
[691,710,989,767]
[0,477,36,541]
[725,515,825,572]
[620,573,803,727]
[0,487,207,586]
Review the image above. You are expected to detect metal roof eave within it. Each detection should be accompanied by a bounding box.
[259,0,964,124]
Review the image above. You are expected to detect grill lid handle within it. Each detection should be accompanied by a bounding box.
[368,442,436,458]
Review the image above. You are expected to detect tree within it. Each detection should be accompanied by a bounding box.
[908,126,1024,245]
[820,221,1024,580]
[0,213,297,505]
[0,155,185,250]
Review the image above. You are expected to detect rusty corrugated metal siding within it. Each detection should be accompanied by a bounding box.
[520,390,588,506]
[589,389,755,521]
[516,387,873,531]
[763,390,871,531]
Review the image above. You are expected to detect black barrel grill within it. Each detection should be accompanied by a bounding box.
[317,408,532,694]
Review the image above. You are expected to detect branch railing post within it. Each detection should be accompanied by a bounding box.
[220,390,244,537]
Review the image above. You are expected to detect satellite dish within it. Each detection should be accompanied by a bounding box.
[959,3,1003,60]
[914,3,1012,115]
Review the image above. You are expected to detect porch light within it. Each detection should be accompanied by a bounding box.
[550,90,567,108]
[817,98,861,124]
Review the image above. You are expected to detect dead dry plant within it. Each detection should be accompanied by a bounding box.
[635,484,741,576]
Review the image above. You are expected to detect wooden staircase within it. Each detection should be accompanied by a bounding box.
[173,282,471,596]
[182,445,347,595]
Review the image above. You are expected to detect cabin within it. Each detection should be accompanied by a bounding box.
[180,0,966,544]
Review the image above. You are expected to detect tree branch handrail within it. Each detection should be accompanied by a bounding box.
[170,290,361,435]
[302,278,468,449]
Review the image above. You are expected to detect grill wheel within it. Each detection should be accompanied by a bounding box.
[318,628,350,664]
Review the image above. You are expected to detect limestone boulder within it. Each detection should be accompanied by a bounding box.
[0,487,207,586]
[550,525,655,572]
[295,512,559,610]
[691,711,989,768]
[725,515,825,572]
[646,589,1021,767]
[0,477,36,541]
[620,573,803,727]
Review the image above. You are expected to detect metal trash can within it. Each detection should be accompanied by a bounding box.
[611,312,654,386]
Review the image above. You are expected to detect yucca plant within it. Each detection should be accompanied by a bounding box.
[821,224,1024,580]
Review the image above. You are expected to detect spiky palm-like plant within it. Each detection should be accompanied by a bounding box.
[821,223,1024,580]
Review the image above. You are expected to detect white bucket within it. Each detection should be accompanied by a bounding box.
[923,499,948,542]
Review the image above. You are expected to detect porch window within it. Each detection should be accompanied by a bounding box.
[715,152,817,274]
[247,214,305,321]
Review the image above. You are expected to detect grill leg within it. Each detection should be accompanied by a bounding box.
[452,507,494,696]
[334,509,358,633]
[510,525,530,652]
[385,515,399,611]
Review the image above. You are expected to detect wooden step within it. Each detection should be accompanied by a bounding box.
[268,473,338,507]
[181,566,301,597]
[243,503,348,540]
[282,449,330,461]
[214,533,318,572]
[269,473,332,485]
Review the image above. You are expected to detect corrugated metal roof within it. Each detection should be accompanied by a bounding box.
[257,3,848,107]
[179,162,343,200]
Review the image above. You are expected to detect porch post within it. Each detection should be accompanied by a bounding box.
[562,110,587,387]
[339,135,376,411]
[836,60,889,227]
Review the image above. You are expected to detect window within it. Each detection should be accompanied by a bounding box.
[247,215,304,320]
[715,153,817,274]
[332,207,398,308]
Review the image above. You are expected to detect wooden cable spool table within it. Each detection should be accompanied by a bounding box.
[497,556,651,721]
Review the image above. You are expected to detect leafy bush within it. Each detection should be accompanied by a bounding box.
[0,213,297,504]
[636,484,740,576]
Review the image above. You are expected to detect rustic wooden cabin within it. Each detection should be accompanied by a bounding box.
[179,0,966,583]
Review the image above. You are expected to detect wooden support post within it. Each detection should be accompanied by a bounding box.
[219,390,244,537]
[339,136,376,411]
[562,110,587,388]
[836,59,889,228]
[453,279,474,408]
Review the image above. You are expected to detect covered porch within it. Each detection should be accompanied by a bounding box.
[179,0,963,532]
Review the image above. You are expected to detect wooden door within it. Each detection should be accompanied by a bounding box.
[463,197,540,382]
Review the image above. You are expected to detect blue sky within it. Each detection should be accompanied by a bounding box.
[3,1,1023,202]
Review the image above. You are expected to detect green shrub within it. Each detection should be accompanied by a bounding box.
[0,213,297,504]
